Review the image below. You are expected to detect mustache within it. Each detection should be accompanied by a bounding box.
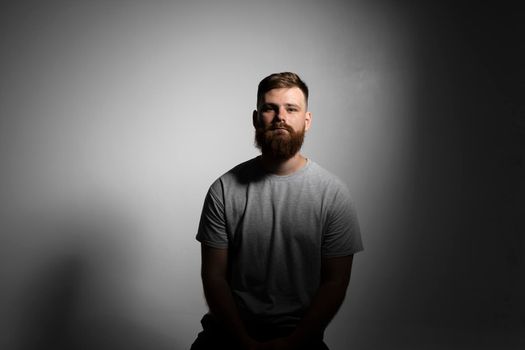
[262,123,294,133]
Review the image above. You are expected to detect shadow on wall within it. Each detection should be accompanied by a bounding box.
[2,203,184,350]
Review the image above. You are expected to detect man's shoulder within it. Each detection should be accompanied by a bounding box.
[227,157,261,176]
[211,157,264,188]
[210,157,350,193]
[307,160,349,190]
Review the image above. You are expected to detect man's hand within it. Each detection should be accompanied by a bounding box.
[257,336,299,350]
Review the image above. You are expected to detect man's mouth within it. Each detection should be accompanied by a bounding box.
[271,127,289,133]
[271,125,291,131]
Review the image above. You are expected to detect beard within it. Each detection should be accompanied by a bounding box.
[254,122,305,160]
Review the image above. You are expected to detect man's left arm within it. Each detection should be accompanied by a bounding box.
[264,254,354,349]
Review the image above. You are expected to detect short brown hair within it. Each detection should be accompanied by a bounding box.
[257,72,309,108]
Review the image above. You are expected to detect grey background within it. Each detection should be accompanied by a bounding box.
[1,1,523,349]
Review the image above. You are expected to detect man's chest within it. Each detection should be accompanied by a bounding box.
[224,182,328,249]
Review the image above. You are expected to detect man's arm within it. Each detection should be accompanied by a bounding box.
[275,255,354,349]
[201,244,259,349]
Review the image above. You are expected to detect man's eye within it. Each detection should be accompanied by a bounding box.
[287,108,298,112]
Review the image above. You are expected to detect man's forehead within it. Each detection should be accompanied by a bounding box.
[262,87,306,105]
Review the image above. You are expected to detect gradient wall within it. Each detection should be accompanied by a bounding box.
[1,1,523,349]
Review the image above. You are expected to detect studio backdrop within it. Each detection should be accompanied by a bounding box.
[1,1,523,349]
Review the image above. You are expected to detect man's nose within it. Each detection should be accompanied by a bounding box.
[275,106,287,121]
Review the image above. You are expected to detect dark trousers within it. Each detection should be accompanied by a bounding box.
[190,314,329,350]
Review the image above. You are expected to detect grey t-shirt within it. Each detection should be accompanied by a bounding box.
[197,157,363,327]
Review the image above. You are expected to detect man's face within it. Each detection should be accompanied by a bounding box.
[253,87,312,160]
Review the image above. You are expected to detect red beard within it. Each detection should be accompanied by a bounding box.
[254,123,305,160]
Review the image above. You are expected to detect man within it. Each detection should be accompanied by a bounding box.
[191,72,363,350]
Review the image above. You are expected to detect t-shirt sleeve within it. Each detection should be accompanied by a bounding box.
[196,180,229,249]
[322,183,363,257]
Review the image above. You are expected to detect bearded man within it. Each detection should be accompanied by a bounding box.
[191,72,363,350]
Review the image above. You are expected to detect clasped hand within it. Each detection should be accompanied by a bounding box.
[245,336,298,350]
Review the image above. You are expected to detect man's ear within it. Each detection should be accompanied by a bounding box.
[305,111,312,132]
[252,110,259,128]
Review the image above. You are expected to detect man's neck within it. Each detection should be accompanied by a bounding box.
[259,153,307,176]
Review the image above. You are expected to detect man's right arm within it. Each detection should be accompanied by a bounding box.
[201,244,259,350]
